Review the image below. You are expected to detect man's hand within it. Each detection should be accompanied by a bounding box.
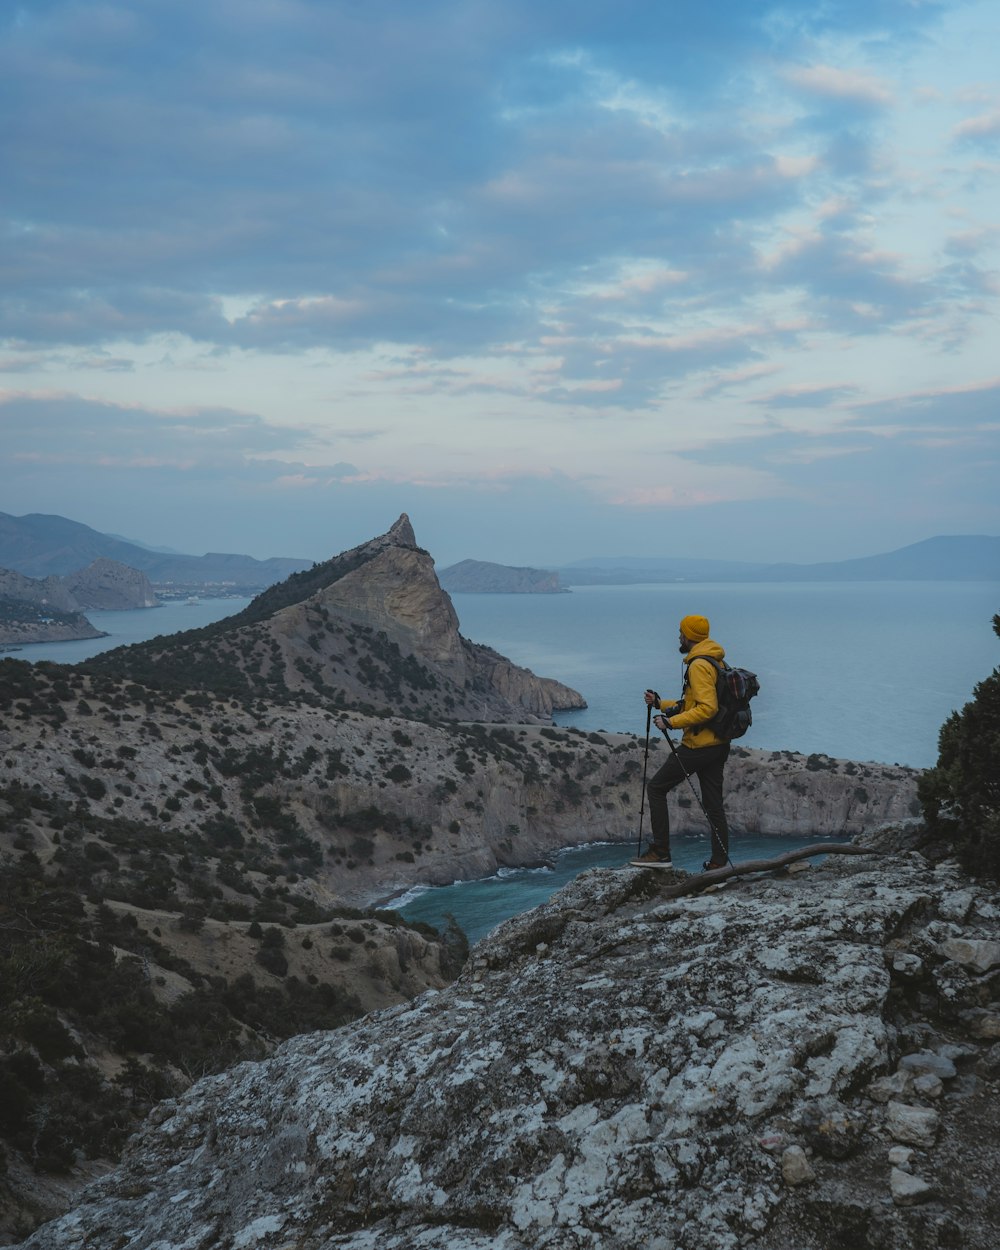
[644,689,659,707]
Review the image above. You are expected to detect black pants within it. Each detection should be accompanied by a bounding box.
[647,742,730,864]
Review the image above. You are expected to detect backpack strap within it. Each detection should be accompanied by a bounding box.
[683,654,724,685]
[693,656,723,672]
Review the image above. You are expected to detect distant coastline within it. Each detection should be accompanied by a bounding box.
[438,558,568,594]
[555,534,1000,584]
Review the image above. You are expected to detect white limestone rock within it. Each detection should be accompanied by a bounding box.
[890,1167,934,1206]
[898,1050,957,1081]
[9,855,1000,1250]
[913,1073,943,1099]
[968,1013,1000,1041]
[781,1146,815,1186]
[890,951,924,979]
[886,1101,939,1148]
[941,937,1000,974]
[868,1070,915,1104]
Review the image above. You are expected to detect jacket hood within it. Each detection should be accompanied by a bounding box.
[684,638,725,665]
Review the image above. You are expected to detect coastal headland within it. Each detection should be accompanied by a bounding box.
[0,515,934,1242]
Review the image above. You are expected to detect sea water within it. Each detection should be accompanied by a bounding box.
[451,581,999,769]
[2,597,252,664]
[392,835,846,945]
[394,580,996,939]
[10,582,994,767]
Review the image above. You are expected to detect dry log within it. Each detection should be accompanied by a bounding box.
[656,842,877,899]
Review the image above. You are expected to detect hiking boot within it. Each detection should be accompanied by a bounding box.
[702,859,727,873]
[629,847,673,869]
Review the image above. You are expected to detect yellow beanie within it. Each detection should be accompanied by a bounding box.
[680,614,710,642]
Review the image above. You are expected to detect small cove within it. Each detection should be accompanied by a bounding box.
[393,832,846,944]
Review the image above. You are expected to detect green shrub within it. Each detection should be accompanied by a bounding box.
[919,614,1000,879]
[255,945,289,977]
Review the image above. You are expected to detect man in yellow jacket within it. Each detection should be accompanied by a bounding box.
[631,613,730,871]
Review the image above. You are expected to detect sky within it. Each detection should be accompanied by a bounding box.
[2,0,999,568]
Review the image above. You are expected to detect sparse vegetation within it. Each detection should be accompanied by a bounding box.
[919,614,1000,879]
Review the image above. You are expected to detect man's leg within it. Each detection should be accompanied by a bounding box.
[693,744,731,865]
[646,752,687,858]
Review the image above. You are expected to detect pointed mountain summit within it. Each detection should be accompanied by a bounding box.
[86,515,585,722]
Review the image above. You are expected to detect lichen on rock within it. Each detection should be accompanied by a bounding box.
[13,839,1000,1250]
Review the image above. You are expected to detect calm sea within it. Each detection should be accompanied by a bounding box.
[392,835,846,945]
[394,581,997,941]
[12,584,995,768]
[10,580,997,942]
[450,581,999,769]
[3,598,253,665]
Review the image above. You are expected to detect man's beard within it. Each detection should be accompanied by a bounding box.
[678,637,693,654]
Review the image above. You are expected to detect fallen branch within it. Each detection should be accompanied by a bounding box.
[656,842,878,899]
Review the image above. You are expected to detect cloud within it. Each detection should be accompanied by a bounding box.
[953,107,1000,144]
[0,391,314,467]
[750,383,860,409]
[782,64,893,109]
[0,0,958,378]
[1,1,997,566]
[853,375,1000,431]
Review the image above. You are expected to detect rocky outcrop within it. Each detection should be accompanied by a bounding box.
[0,567,79,613]
[0,664,920,909]
[87,515,586,723]
[62,558,159,609]
[0,594,104,645]
[439,559,566,594]
[0,559,157,645]
[14,832,1000,1250]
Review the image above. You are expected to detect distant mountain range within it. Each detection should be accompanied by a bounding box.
[0,511,312,587]
[557,535,1000,585]
[2,513,997,591]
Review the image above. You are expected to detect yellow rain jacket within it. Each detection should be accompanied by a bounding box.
[655,638,727,749]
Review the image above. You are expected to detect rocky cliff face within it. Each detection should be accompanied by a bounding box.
[0,600,105,646]
[62,558,159,609]
[13,830,1000,1250]
[86,515,585,723]
[0,567,79,613]
[0,559,158,645]
[0,558,158,613]
[0,566,105,644]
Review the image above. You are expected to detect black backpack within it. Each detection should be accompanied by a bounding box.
[690,655,760,740]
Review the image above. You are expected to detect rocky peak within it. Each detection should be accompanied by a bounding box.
[314,543,465,674]
[385,512,418,548]
[87,516,585,722]
[15,835,1000,1250]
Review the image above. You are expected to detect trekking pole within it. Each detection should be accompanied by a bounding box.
[636,703,652,858]
[659,726,736,871]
